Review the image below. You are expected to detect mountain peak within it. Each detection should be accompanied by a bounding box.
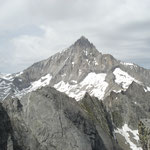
[73,36,94,49]
[79,35,89,41]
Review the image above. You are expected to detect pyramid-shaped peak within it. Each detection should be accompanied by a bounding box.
[79,36,89,41]
[73,36,94,48]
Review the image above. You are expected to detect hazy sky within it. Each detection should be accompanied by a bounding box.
[0,0,150,73]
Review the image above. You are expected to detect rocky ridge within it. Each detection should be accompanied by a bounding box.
[0,86,121,150]
[0,36,150,149]
[1,36,150,101]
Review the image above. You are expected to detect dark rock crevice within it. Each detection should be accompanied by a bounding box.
[0,102,22,150]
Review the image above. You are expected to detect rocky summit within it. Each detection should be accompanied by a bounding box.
[0,36,150,150]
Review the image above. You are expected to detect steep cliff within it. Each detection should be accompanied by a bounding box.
[1,86,121,150]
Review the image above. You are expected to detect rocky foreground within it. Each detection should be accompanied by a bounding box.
[0,86,121,150]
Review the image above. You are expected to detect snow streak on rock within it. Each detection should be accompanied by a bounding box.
[113,68,141,89]
[15,74,52,98]
[144,86,150,92]
[115,124,142,150]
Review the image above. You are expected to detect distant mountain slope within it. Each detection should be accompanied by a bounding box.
[5,36,149,100]
[1,36,150,150]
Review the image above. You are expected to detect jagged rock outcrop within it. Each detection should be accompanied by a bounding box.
[80,93,120,150]
[104,82,150,129]
[138,119,150,150]
[104,82,150,150]
[1,86,121,150]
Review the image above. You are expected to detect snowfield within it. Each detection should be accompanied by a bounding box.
[113,68,141,89]
[15,74,52,98]
[54,72,108,101]
[30,74,52,92]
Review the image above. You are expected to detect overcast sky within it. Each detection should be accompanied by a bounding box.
[0,0,150,73]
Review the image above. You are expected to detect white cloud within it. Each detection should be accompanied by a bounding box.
[0,0,150,73]
[11,26,62,64]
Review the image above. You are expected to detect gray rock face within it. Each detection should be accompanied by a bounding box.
[104,82,150,149]
[0,102,21,150]
[0,78,14,100]
[1,86,121,150]
[1,36,150,102]
[104,82,150,129]
[12,36,149,89]
[13,36,112,90]
[80,93,121,150]
[1,36,150,150]
[11,36,150,99]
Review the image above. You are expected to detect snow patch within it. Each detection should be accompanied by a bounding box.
[72,62,75,67]
[61,73,66,77]
[115,124,142,150]
[147,87,150,91]
[113,68,141,89]
[113,90,122,93]
[71,80,77,84]
[120,61,137,68]
[84,50,88,56]
[0,73,14,81]
[144,86,150,92]
[54,72,108,101]
[78,69,82,76]
[0,80,13,100]
[64,57,69,62]
[30,74,52,91]
[121,62,134,66]
[59,48,67,54]
[86,59,90,65]
[15,74,52,98]
[94,58,98,66]
[15,71,23,77]
[19,79,22,82]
